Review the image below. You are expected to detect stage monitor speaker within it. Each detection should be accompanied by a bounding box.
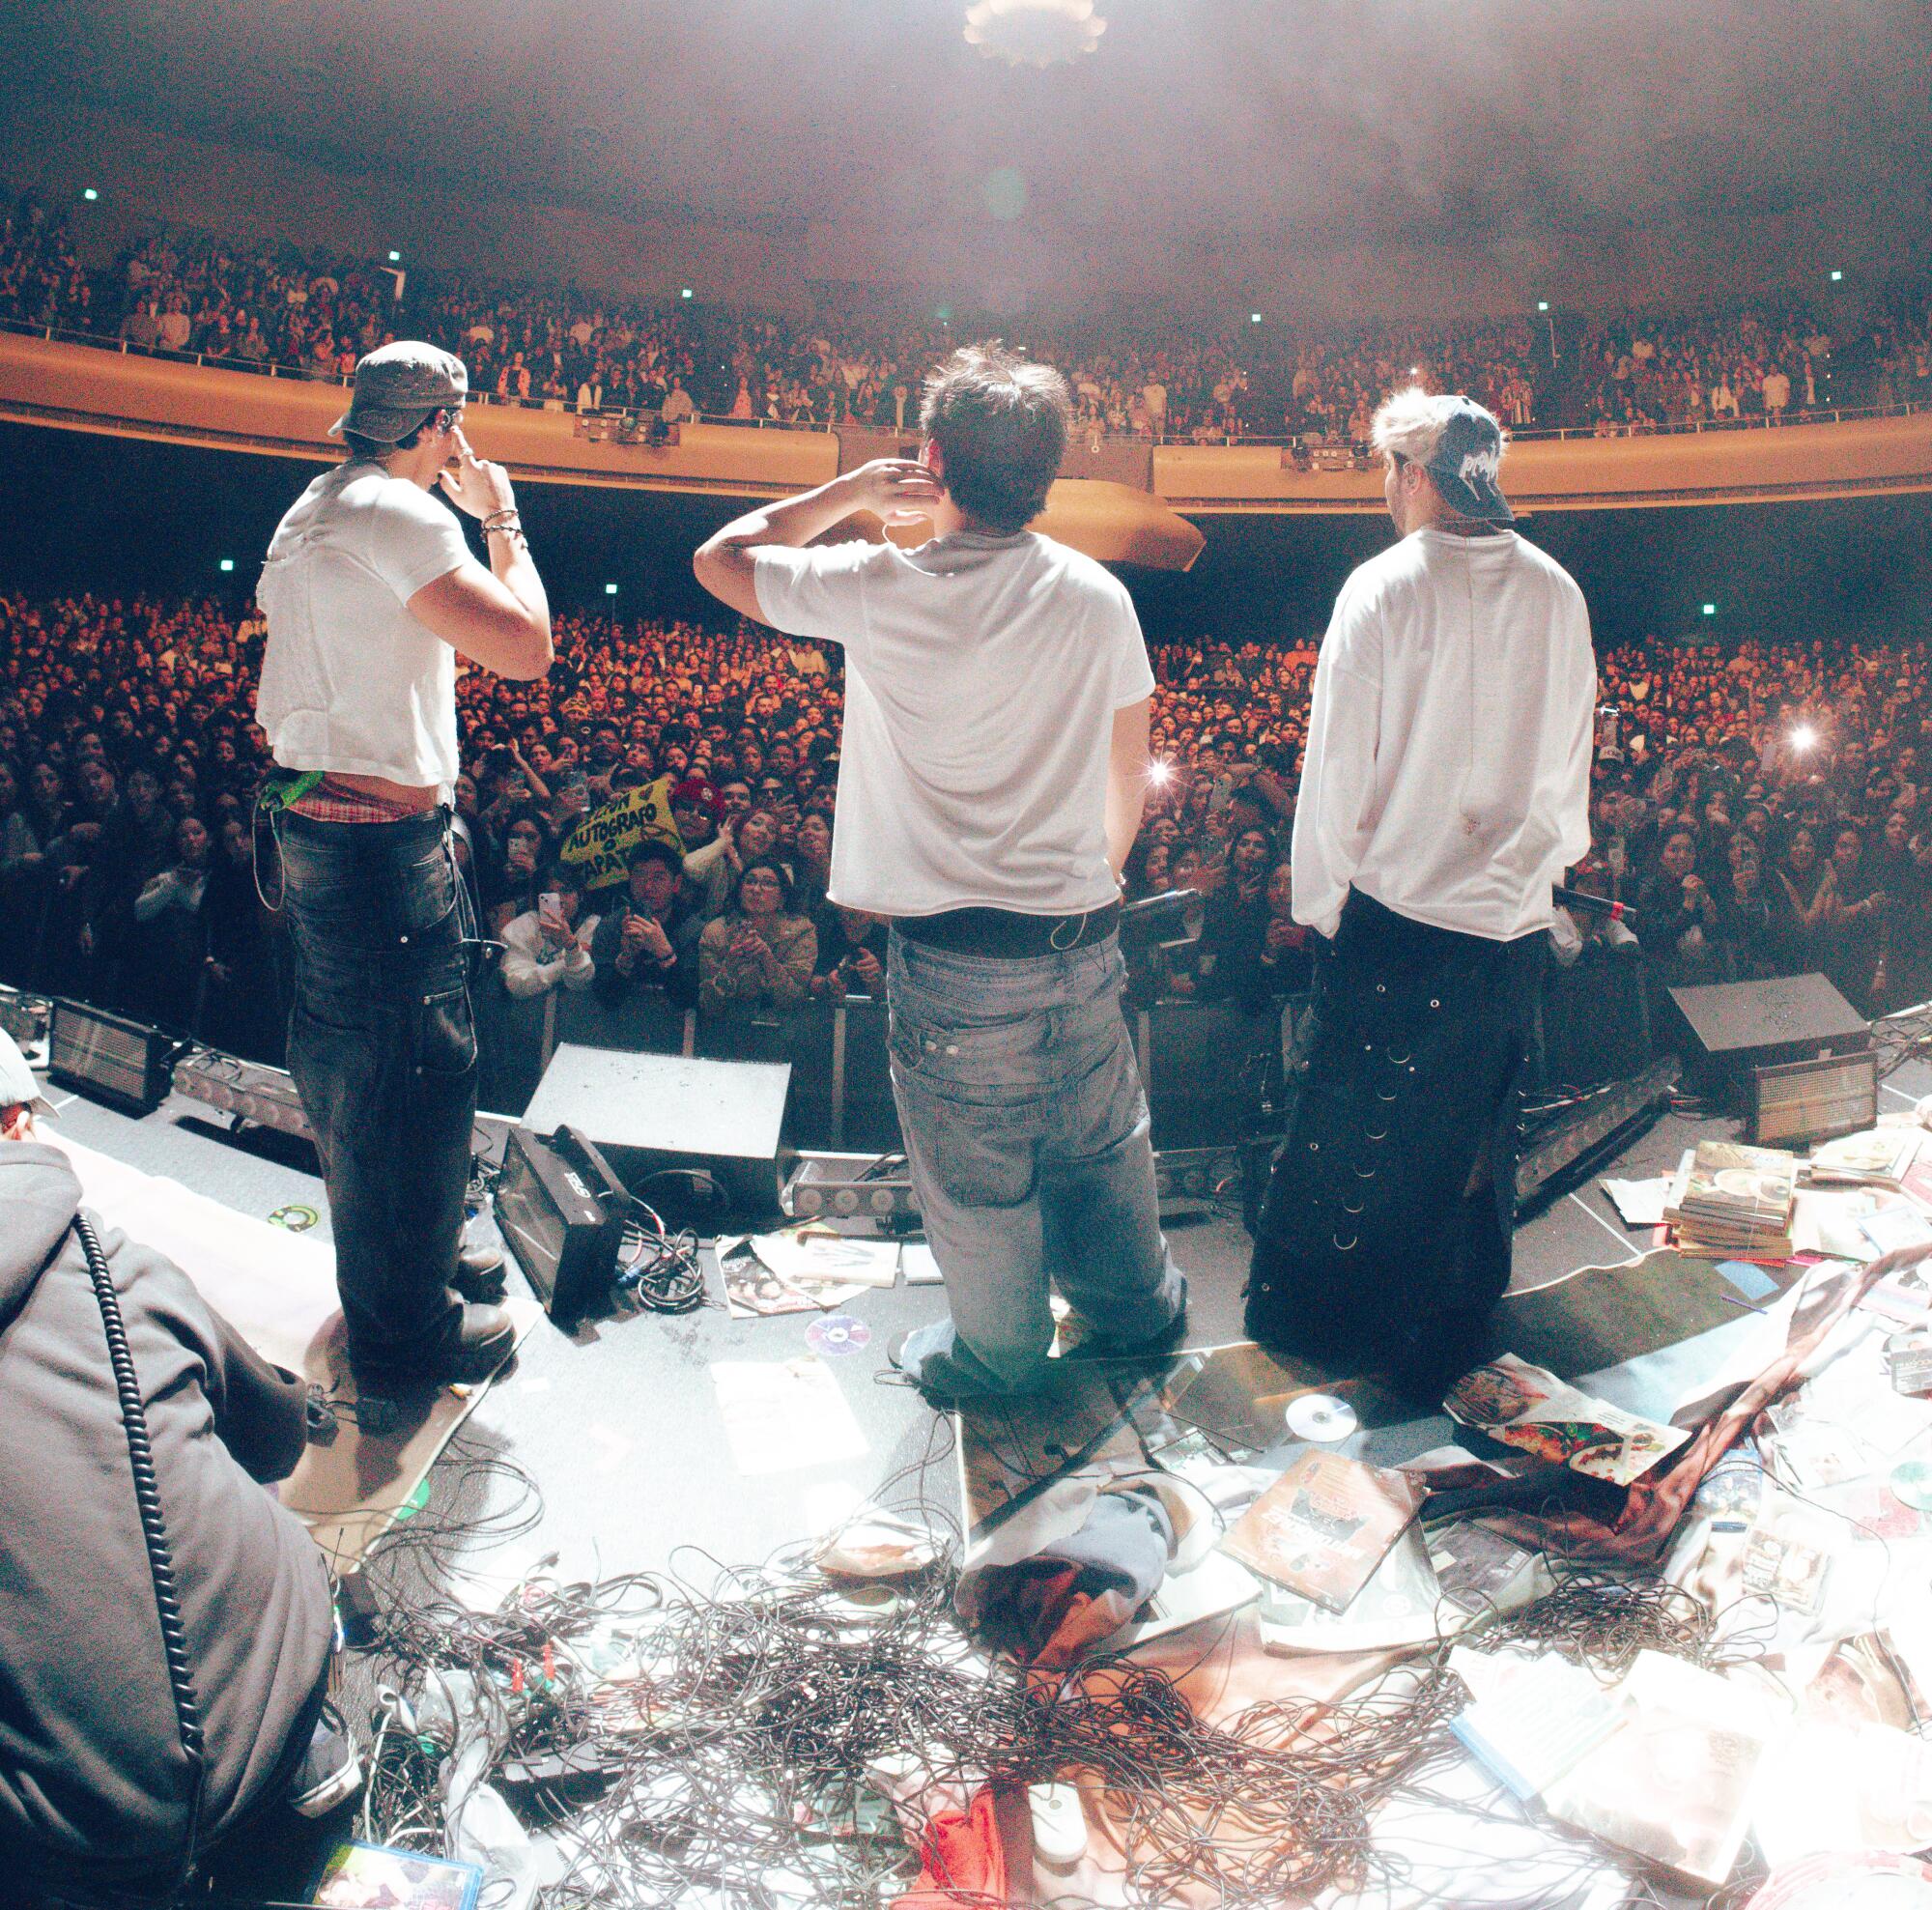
[1666,974,1870,1091]
[48,999,178,1114]
[521,1042,792,1215]
[494,1124,625,1322]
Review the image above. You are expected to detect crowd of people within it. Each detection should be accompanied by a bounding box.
[1,586,1927,1092]
[6,191,1932,439]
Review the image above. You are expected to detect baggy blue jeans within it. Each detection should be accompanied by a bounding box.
[887,927,1186,1397]
[272,807,475,1368]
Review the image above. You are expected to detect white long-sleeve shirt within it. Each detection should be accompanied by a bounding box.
[1292,526,1596,943]
[499,909,599,998]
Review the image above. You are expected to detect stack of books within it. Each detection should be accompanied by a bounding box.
[1664,1141,1800,1260]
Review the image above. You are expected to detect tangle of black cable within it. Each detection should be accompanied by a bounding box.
[341,1433,1755,1907]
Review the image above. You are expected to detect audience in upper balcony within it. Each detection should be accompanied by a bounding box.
[4,189,1929,440]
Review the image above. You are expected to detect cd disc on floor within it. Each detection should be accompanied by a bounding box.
[1889,1459,1932,1511]
[806,1314,871,1358]
[1286,1393,1358,1442]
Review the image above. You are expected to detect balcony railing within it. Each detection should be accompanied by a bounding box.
[6,314,1925,449]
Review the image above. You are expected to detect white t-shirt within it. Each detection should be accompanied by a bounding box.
[753,531,1154,917]
[255,461,471,792]
[1293,527,1596,943]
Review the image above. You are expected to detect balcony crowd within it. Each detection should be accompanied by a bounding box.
[4,192,1931,442]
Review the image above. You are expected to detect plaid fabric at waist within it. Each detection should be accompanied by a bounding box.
[287,776,435,824]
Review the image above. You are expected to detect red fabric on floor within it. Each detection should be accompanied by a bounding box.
[893,1783,1010,1908]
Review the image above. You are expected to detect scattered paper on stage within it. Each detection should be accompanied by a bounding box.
[1448,1646,1628,1799]
[47,1130,337,1373]
[1443,1353,1689,1486]
[720,1239,863,1318]
[1543,1651,1781,1885]
[710,1358,868,1475]
[1603,1177,1669,1227]
[901,1242,945,1285]
[748,1227,900,1290]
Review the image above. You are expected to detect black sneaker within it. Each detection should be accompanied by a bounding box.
[353,1302,518,1394]
[288,1699,361,1819]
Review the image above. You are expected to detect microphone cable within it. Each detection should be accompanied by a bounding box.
[73,1212,207,1903]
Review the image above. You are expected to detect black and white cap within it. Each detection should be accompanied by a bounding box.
[1423,398,1515,525]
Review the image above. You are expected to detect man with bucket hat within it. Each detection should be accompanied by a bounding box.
[255,342,553,1390]
[1245,388,1596,1396]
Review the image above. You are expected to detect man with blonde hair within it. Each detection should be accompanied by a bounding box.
[1245,389,1595,1396]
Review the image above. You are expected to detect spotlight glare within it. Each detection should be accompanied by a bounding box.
[1701,602,1716,616]
[218,558,235,573]
[1148,758,1172,785]
[387,248,401,263]
[680,286,694,299]
[1250,311,1262,324]
[604,583,619,596]
[1536,299,1549,312]
[1791,724,1817,752]
[1830,269,1844,282]
[82,187,99,202]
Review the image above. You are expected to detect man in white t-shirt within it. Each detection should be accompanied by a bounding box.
[694,343,1185,1401]
[1246,388,1594,1398]
[256,341,553,1390]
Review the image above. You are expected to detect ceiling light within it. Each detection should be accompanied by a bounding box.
[964,0,1107,69]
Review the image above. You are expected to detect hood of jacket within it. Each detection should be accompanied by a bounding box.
[0,1141,82,1333]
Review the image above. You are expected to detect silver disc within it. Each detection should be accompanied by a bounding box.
[1286,1393,1358,1442]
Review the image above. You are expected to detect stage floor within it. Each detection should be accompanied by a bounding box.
[36,1056,1932,1906]
[43,1061,1932,1587]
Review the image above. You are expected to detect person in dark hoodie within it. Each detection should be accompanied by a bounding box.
[0,1027,349,1900]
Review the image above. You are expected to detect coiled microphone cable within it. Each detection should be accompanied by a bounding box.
[73,1212,207,1903]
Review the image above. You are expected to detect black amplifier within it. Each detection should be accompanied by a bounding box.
[494,1124,626,1322]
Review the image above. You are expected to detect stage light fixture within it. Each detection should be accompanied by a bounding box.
[964,0,1107,69]
[82,187,99,202]
[173,1049,313,1139]
[218,558,235,573]
[48,999,179,1114]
